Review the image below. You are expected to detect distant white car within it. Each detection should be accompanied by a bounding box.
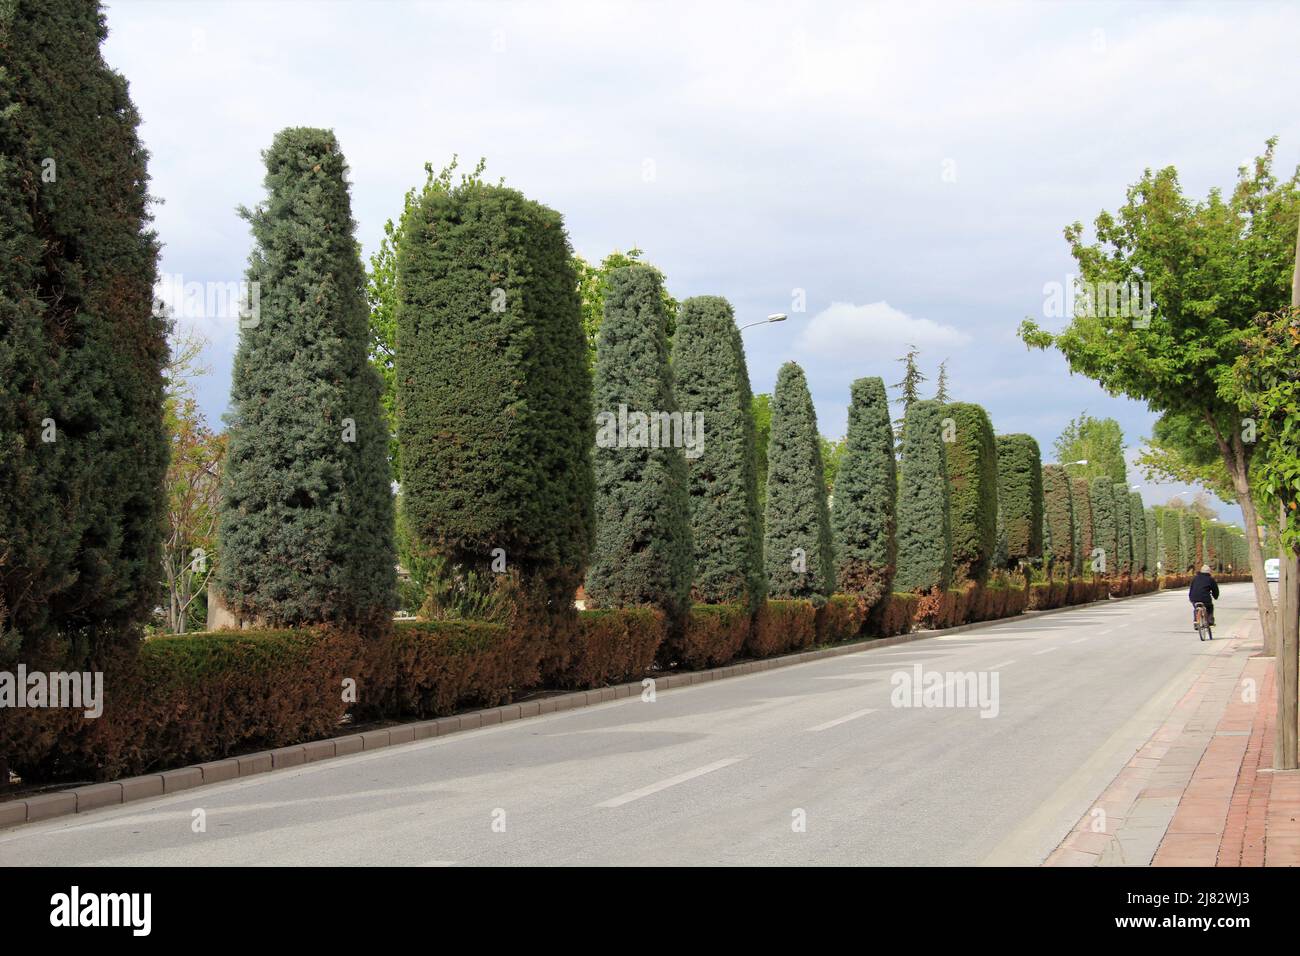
[1265,558,1280,582]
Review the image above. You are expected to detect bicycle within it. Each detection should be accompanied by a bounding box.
[1193,602,1213,642]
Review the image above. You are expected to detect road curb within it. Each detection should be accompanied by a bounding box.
[0,580,1211,831]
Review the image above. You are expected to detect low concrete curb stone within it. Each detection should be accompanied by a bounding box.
[0,585,1184,831]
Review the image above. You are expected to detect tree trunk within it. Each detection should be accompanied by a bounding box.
[1208,412,1277,651]
[1276,522,1299,770]
[1275,214,1300,768]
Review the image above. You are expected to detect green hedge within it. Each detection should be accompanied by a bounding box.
[1089,477,1117,574]
[942,403,999,585]
[1042,465,1074,574]
[995,434,1043,566]
[832,377,898,607]
[896,400,953,591]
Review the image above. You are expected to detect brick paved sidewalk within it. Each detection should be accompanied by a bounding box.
[1046,613,1300,866]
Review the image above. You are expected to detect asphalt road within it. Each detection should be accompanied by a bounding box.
[0,583,1255,866]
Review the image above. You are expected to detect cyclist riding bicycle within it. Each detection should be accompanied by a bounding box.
[1189,564,1219,629]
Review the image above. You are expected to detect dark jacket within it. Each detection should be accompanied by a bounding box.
[1189,572,1219,605]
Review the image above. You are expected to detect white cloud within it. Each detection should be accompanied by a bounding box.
[797,301,970,358]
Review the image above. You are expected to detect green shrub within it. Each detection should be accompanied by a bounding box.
[764,363,834,602]
[397,178,593,611]
[1042,465,1074,575]
[1181,513,1201,571]
[995,434,1043,566]
[0,0,169,662]
[1071,477,1092,575]
[1144,509,1158,577]
[586,265,693,615]
[1089,476,1118,574]
[942,402,999,585]
[672,297,764,609]
[896,400,953,591]
[1128,492,1147,575]
[831,377,898,607]
[1112,484,1133,576]
[1160,509,1180,573]
[220,128,395,628]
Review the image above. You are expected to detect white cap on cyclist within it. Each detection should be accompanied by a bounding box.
[1200,564,1211,573]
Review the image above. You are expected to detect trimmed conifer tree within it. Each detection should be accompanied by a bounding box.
[1112,483,1133,576]
[586,265,692,615]
[1072,476,1093,576]
[1181,513,1201,571]
[1042,465,1074,576]
[0,0,168,662]
[1144,509,1159,577]
[1089,476,1118,574]
[1160,509,1180,575]
[397,178,593,614]
[896,400,953,592]
[1128,492,1147,575]
[672,296,763,609]
[219,128,394,627]
[995,434,1043,567]
[764,362,834,602]
[832,377,897,606]
[942,402,998,585]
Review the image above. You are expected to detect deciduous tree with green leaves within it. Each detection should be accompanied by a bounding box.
[1053,413,1127,485]
[1020,140,1300,638]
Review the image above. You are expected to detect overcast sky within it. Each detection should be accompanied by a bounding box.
[102,0,1300,527]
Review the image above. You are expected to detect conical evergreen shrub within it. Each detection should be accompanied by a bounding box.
[1160,508,1180,574]
[1072,476,1093,576]
[831,377,897,606]
[586,265,692,615]
[942,402,998,585]
[671,296,763,609]
[1112,483,1132,576]
[397,178,593,614]
[219,128,394,627]
[896,400,953,592]
[1042,465,1074,575]
[995,434,1042,567]
[0,0,167,662]
[764,362,834,602]
[1089,477,1118,574]
[1128,491,1146,575]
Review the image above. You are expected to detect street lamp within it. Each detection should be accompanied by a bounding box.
[739,313,788,332]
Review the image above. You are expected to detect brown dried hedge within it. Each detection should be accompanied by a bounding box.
[662,604,751,669]
[748,600,818,657]
[564,608,665,686]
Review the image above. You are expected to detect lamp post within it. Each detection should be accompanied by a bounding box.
[739,313,787,332]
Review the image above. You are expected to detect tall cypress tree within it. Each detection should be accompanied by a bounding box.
[1112,483,1133,576]
[398,179,592,612]
[219,128,394,627]
[995,434,1043,567]
[1072,476,1092,576]
[1144,509,1159,577]
[1159,509,1180,574]
[1129,491,1147,575]
[896,400,953,592]
[1089,477,1118,574]
[943,402,998,585]
[831,377,897,605]
[672,296,762,609]
[586,265,692,615]
[1042,465,1074,575]
[0,0,167,662]
[764,362,834,602]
